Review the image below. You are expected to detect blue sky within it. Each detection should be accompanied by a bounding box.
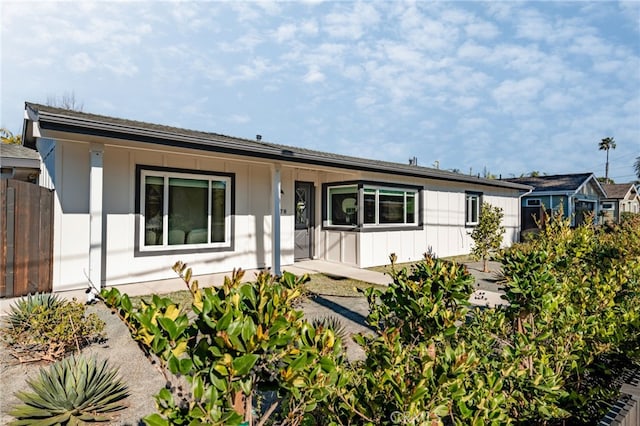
[2,1,639,182]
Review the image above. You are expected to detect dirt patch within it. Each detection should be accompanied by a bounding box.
[0,303,166,426]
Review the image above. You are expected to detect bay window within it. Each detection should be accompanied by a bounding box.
[325,181,420,229]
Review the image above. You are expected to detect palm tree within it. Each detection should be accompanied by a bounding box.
[635,156,640,179]
[598,137,616,182]
[1,127,21,144]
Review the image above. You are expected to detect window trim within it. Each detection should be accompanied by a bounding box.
[526,198,542,207]
[465,192,482,227]
[134,165,235,257]
[601,202,614,210]
[322,180,422,231]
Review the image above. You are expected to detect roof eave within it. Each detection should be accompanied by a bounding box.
[26,104,531,191]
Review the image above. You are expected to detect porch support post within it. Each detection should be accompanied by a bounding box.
[272,165,281,275]
[89,143,104,294]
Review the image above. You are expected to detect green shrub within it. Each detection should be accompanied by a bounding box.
[2,295,105,362]
[5,292,64,329]
[103,265,348,426]
[9,355,129,425]
[495,210,640,424]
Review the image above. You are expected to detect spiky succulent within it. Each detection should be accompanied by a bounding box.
[312,315,348,342]
[6,292,64,329]
[9,355,129,425]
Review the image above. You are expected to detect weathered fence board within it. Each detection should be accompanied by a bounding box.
[0,179,54,298]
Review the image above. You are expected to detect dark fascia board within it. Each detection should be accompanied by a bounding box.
[24,102,531,191]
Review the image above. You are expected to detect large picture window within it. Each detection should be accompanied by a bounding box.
[465,192,481,226]
[140,168,232,250]
[325,182,420,229]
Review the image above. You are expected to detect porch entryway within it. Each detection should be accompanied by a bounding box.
[294,181,314,260]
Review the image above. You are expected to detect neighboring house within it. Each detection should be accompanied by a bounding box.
[0,143,41,182]
[22,102,530,292]
[507,173,606,230]
[600,183,640,223]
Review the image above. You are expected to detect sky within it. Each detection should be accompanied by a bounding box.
[2,1,639,182]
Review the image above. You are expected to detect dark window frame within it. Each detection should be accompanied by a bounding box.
[134,165,235,257]
[322,180,423,232]
[465,191,483,227]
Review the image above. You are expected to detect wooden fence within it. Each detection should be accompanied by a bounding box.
[0,179,54,298]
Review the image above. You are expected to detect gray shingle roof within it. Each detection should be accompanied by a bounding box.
[602,183,636,199]
[0,143,41,161]
[23,102,531,191]
[507,173,594,192]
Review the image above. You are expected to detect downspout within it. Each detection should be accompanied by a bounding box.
[271,165,281,276]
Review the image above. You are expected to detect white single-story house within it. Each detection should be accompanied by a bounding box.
[21,102,530,293]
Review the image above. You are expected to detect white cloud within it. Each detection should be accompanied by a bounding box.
[218,32,264,53]
[452,96,480,110]
[465,20,500,40]
[492,77,545,114]
[540,91,575,111]
[274,23,297,43]
[68,52,95,73]
[457,41,491,60]
[303,67,325,83]
[568,34,613,58]
[323,2,380,40]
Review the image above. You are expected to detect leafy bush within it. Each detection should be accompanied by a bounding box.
[2,294,105,362]
[102,266,347,426]
[9,355,129,425]
[101,214,640,425]
[492,211,640,423]
[325,254,513,425]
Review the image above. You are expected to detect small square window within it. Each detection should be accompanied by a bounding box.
[526,199,541,207]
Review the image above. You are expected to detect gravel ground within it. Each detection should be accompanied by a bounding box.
[0,304,166,426]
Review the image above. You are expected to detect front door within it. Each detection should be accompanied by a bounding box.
[294,181,314,260]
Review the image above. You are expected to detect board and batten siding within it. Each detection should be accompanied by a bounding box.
[47,139,298,291]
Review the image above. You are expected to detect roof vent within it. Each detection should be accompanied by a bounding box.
[408,156,418,166]
[256,134,262,141]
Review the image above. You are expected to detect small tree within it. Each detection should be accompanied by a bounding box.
[470,202,505,272]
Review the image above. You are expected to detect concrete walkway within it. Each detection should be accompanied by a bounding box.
[0,259,506,315]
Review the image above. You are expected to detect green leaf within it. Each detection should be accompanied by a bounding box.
[241,317,257,344]
[143,413,169,426]
[179,358,193,375]
[168,355,180,375]
[157,317,178,340]
[457,399,472,418]
[217,311,233,331]
[232,354,259,376]
[192,375,204,400]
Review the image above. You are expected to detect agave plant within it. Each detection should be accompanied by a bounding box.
[9,355,129,425]
[6,292,64,329]
[312,315,348,342]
